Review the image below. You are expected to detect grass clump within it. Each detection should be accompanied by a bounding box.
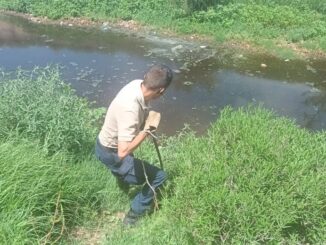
[0,139,125,244]
[107,107,326,244]
[0,67,104,157]
[0,67,127,243]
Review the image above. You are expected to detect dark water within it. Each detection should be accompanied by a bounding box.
[1,14,325,135]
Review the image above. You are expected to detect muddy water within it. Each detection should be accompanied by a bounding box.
[0,13,325,135]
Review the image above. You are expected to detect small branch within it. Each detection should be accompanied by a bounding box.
[41,191,65,244]
[141,159,159,211]
[139,146,159,211]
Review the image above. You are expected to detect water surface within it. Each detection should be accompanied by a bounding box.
[1,14,325,135]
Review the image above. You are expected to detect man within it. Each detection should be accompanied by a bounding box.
[95,64,173,225]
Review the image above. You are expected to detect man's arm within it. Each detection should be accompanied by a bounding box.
[118,131,149,160]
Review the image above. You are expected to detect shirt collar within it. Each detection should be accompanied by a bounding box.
[135,80,149,110]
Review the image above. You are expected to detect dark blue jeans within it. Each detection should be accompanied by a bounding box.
[95,138,167,215]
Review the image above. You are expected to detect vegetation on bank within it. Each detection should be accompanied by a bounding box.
[0,67,325,244]
[0,68,129,244]
[1,0,326,56]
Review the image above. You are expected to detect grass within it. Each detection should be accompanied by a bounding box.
[0,140,127,244]
[0,0,326,56]
[0,68,325,243]
[105,107,326,244]
[0,67,105,158]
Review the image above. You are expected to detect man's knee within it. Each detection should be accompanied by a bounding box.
[156,170,167,185]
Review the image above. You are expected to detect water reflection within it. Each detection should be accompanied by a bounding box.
[0,20,31,43]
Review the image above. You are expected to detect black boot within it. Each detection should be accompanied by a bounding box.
[123,209,144,226]
[116,177,130,194]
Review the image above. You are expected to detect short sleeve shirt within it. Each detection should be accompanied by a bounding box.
[98,79,149,148]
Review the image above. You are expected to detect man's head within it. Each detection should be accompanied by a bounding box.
[142,64,173,100]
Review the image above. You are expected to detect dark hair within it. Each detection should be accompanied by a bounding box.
[143,64,173,90]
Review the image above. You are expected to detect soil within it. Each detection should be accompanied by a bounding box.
[2,10,326,61]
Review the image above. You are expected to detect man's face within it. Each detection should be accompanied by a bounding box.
[150,87,165,100]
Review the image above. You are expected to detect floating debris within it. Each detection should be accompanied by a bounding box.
[69,62,78,66]
[82,91,93,96]
[306,65,317,73]
[261,63,267,68]
[310,87,321,93]
[172,97,177,100]
[91,80,102,87]
[180,62,190,71]
[305,82,314,86]
[184,81,193,86]
[173,69,181,74]
[100,22,111,31]
[284,59,290,62]
[171,45,183,54]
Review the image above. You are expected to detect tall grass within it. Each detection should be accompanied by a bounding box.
[0,67,104,157]
[0,68,128,243]
[0,140,126,244]
[107,107,326,244]
[0,67,325,243]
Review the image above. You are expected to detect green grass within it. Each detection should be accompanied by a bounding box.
[0,67,105,158]
[0,68,325,243]
[106,107,325,244]
[1,0,326,55]
[0,140,127,244]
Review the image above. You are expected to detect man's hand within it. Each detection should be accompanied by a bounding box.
[144,111,161,132]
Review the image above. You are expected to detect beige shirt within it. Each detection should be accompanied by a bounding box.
[98,79,149,148]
